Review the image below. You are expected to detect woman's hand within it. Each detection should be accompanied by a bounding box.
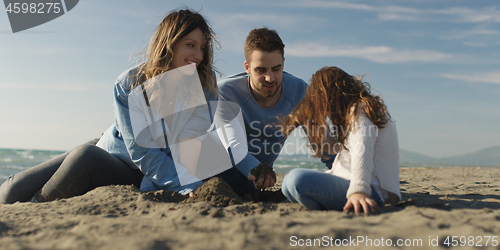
[343,193,380,214]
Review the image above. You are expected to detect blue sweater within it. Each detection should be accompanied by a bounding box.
[217,72,307,177]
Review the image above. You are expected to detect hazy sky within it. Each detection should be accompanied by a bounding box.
[1,0,499,158]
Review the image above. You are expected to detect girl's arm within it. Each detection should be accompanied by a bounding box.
[344,111,379,213]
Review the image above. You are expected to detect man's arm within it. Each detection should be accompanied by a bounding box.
[214,97,276,189]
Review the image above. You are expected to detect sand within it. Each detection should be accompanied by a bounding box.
[1,166,499,250]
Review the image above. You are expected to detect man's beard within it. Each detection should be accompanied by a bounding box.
[257,82,282,98]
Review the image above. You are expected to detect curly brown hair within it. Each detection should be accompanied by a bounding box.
[244,27,284,61]
[281,66,390,158]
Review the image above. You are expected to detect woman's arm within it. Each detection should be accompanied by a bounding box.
[178,137,201,175]
[114,77,202,194]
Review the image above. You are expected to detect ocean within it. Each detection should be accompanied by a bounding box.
[0,148,66,183]
[0,148,323,184]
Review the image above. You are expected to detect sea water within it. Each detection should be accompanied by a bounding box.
[273,158,324,174]
[0,148,66,183]
[0,148,323,184]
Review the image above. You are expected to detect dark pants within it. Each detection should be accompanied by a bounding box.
[0,140,143,204]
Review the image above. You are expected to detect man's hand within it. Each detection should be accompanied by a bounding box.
[248,164,276,190]
[343,193,380,214]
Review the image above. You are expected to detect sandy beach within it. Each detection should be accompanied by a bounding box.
[1,166,499,249]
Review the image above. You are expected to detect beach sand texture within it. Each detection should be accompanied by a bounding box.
[0,167,499,249]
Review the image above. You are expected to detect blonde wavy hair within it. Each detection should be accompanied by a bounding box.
[134,9,218,94]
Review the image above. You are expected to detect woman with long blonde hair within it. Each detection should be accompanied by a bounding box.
[0,9,219,203]
[280,66,401,213]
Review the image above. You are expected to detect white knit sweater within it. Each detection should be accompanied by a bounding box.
[326,109,401,203]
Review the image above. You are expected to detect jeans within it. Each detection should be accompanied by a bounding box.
[0,140,143,204]
[282,168,384,211]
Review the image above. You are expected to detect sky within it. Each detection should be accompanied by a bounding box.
[0,0,499,158]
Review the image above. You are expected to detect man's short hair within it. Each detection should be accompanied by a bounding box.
[244,27,285,62]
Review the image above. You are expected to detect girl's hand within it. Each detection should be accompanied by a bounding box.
[343,193,380,214]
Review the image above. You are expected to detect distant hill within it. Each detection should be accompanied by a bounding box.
[400,145,500,167]
[399,150,437,165]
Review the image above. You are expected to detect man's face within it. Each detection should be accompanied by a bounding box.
[245,50,284,99]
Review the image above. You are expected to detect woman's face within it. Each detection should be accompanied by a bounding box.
[171,27,206,70]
